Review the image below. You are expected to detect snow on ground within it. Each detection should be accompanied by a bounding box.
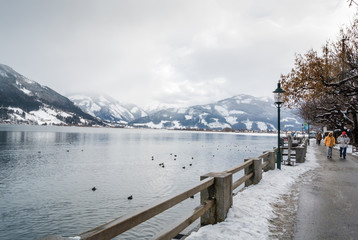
[242,119,253,129]
[334,144,358,157]
[186,144,319,240]
[257,121,268,131]
[229,110,246,115]
[225,116,238,125]
[215,105,229,116]
[19,86,32,96]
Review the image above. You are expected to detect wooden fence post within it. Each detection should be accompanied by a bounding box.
[244,158,253,187]
[268,151,276,171]
[244,158,262,186]
[286,135,292,165]
[200,172,232,226]
[252,158,262,184]
[296,146,305,163]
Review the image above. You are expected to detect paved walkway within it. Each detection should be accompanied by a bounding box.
[294,143,358,239]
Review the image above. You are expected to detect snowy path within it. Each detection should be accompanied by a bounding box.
[186,142,320,240]
[294,143,358,239]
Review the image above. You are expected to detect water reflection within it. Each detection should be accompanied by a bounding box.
[0,125,276,240]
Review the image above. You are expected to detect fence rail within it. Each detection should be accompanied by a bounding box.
[43,137,308,240]
[79,177,215,240]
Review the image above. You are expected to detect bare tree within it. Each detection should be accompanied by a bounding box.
[281,16,358,143]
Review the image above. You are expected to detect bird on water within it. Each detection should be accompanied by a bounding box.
[128,195,133,200]
[92,187,97,191]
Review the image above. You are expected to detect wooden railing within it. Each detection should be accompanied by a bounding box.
[79,177,215,240]
[281,137,308,165]
[43,138,307,240]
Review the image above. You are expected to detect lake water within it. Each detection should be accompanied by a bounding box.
[0,125,276,240]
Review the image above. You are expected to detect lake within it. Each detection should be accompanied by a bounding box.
[0,125,277,239]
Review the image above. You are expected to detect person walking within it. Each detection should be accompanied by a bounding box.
[337,131,350,159]
[316,132,322,145]
[324,132,335,158]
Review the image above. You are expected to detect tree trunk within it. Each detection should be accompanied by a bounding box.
[352,111,358,144]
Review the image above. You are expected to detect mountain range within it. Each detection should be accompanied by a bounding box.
[0,64,101,126]
[68,93,147,126]
[0,63,302,130]
[130,95,301,131]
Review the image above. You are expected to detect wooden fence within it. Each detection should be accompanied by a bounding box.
[42,137,308,240]
[281,136,308,165]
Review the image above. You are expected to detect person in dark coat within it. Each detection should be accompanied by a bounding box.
[316,132,322,145]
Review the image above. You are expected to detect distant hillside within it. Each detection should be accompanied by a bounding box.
[130,95,302,131]
[0,64,101,126]
[68,93,147,125]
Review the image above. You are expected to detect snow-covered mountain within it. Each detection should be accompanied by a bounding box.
[68,93,147,125]
[0,64,101,126]
[0,63,302,131]
[130,95,302,131]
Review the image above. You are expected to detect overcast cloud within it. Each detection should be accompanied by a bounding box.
[0,0,356,107]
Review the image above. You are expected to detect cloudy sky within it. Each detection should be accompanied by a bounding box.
[0,0,356,108]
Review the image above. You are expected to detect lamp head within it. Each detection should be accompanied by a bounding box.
[273,82,285,105]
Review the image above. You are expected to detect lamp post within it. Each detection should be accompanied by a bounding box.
[307,118,310,146]
[273,82,285,170]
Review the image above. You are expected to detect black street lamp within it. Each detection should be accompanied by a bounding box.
[307,118,310,146]
[273,82,285,170]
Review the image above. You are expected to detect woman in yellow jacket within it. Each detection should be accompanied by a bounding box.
[324,132,335,158]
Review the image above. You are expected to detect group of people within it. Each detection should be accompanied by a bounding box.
[316,131,350,159]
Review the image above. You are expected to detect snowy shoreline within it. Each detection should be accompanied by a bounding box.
[186,143,320,240]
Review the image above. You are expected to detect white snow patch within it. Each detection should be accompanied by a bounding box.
[257,121,268,131]
[267,123,277,131]
[242,119,253,129]
[225,116,238,125]
[169,120,182,129]
[229,110,246,115]
[23,77,35,84]
[140,110,148,118]
[199,113,209,125]
[188,109,195,115]
[29,107,64,125]
[202,105,211,110]
[8,107,23,113]
[185,115,193,120]
[186,146,319,240]
[131,107,139,113]
[241,98,252,104]
[58,112,72,118]
[98,96,110,105]
[281,117,301,125]
[134,121,169,129]
[215,105,229,116]
[90,103,101,113]
[19,87,32,96]
[0,69,8,77]
[208,118,231,129]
